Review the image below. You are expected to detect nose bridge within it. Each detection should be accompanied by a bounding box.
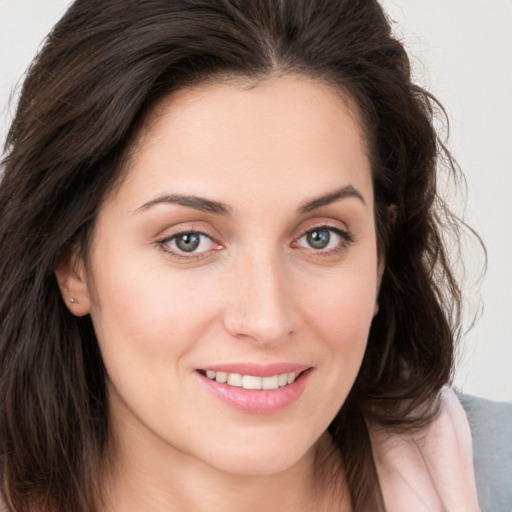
[223,242,296,343]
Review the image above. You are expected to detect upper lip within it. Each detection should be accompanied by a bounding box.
[198,362,311,377]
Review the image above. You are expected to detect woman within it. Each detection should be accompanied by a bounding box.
[0,0,482,510]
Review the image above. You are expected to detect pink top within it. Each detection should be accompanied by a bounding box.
[371,387,481,511]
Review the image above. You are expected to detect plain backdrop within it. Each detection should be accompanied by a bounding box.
[1,0,511,401]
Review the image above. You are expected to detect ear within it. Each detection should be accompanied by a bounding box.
[54,247,92,317]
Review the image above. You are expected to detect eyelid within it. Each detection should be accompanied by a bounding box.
[296,219,354,240]
[153,220,354,261]
[155,226,222,259]
[292,223,355,253]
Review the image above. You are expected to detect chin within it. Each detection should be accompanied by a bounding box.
[198,430,317,476]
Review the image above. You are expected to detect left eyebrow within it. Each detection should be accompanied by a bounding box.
[135,194,233,215]
[298,185,367,214]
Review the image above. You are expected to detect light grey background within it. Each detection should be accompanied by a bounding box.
[1,0,511,401]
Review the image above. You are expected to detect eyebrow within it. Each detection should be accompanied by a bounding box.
[135,184,366,216]
[298,185,366,214]
[135,194,232,215]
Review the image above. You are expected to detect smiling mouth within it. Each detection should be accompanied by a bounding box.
[197,369,307,390]
[196,367,312,413]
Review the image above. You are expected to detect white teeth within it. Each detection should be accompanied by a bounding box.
[215,371,228,384]
[262,375,279,390]
[227,373,243,387]
[204,370,301,389]
[242,375,262,390]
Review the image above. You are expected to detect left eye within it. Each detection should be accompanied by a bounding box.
[296,227,348,251]
[160,231,217,254]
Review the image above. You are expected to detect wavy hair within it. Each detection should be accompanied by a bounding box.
[0,0,470,510]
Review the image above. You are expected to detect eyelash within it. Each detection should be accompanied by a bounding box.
[294,225,354,254]
[156,228,219,260]
[156,225,354,260]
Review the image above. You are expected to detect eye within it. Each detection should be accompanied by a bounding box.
[295,227,353,251]
[158,231,219,256]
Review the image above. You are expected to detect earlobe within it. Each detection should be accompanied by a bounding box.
[54,249,91,317]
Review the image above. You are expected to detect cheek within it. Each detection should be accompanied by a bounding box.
[300,265,378,348]
[87,260,224,432]
[295,266,378,420]
[88,256,222,372]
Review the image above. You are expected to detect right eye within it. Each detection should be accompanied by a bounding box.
[158,231,219,257]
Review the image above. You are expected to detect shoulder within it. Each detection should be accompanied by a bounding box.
[369,388,481,512]
[460,393,512,512]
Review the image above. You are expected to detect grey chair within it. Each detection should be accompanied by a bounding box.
[460,394,512,512]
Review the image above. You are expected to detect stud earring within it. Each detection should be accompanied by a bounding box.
[69,297,78,304]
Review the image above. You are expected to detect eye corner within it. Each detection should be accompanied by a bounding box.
[292,225,354,254]
[156,229,223,260]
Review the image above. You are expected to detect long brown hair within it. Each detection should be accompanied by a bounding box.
[0,1,471,510]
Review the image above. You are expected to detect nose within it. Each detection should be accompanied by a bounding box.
[222,249,298,345]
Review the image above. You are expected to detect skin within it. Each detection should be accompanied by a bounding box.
[57,75,382,511]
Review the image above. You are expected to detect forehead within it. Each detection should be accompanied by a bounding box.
[116,75,373,212]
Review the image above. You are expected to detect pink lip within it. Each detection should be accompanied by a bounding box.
[196,364,313,414]
[199,362,310,377]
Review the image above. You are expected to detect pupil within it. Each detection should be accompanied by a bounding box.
[176,233,200,252]
[307,229,330,249]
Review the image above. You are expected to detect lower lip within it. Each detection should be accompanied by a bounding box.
[197,370,312,414]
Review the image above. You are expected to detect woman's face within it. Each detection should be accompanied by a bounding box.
[71,76,380,475]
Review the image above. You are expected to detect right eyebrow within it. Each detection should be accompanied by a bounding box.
[135,194,233,216]
[298,185,366,214]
